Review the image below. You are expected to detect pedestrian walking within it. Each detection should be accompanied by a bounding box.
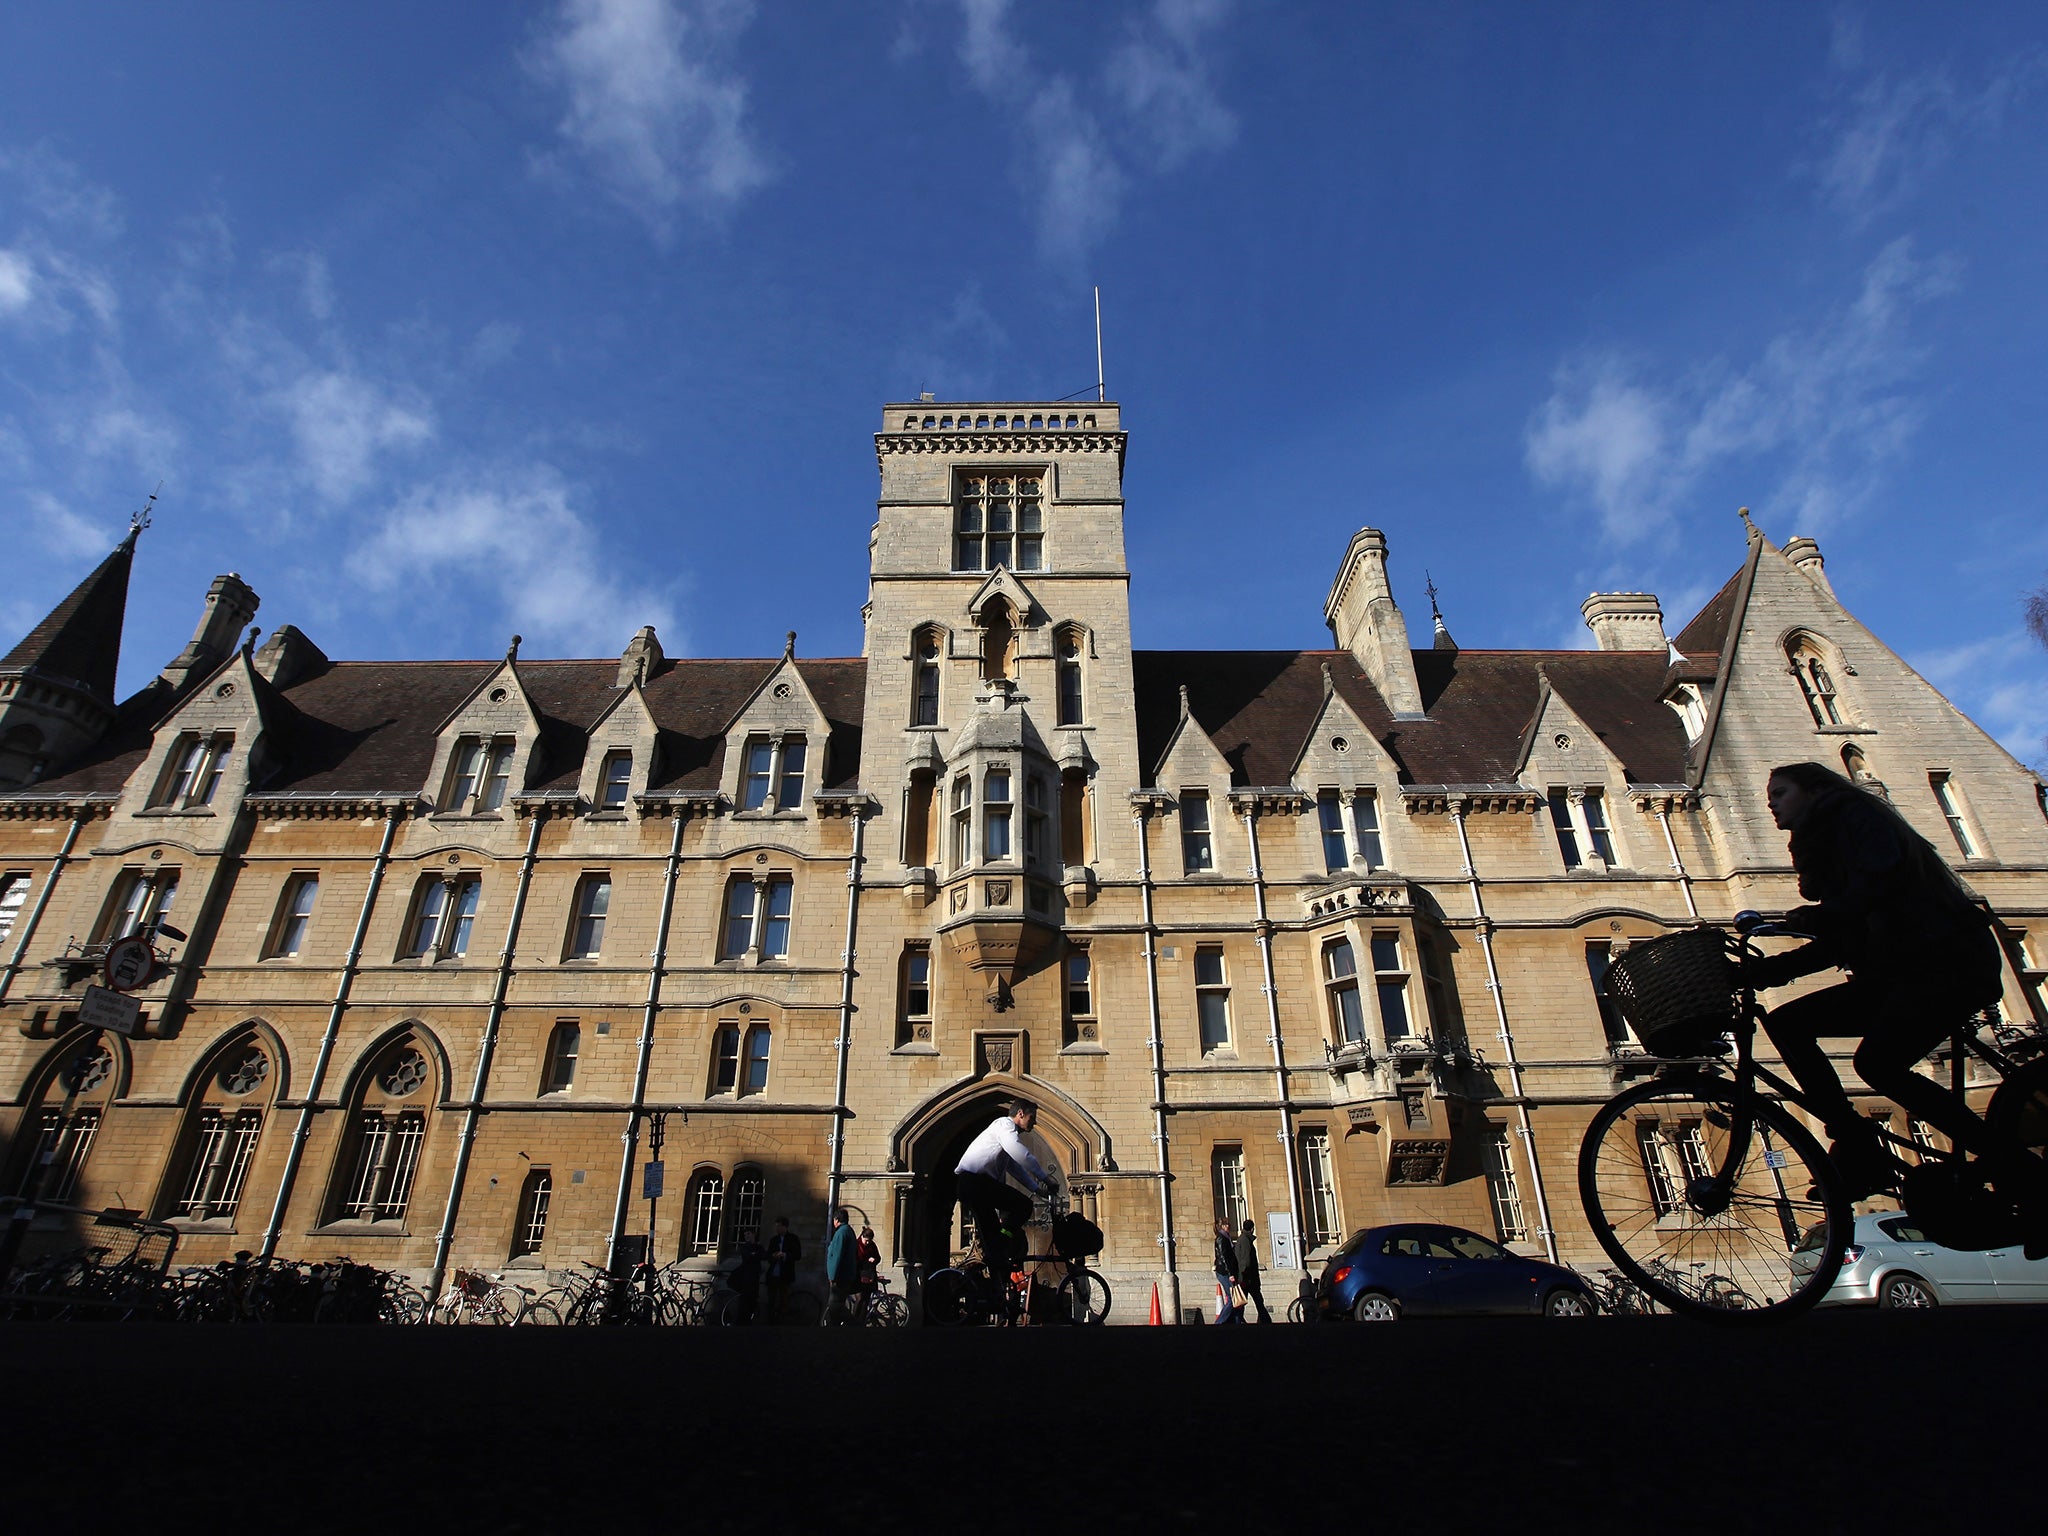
[1235,1219,1272,1323]
[1213,1218,1243,1323]
[728,1226,765,1325]
[824,1208,860,1326]
[854,1223,882,1323]
[764,1216,801,1324]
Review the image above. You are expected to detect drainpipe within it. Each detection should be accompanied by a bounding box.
[1239,804,1307,1265]
[0,810,87,1005]
[609,806,688,1266]
[1133,805,1180,1318]
[824,802,872,1225]
[260,802,402,1258]
[1656,803,1702,923]
[1451,798,1558,1263]
[429,809,544,1298]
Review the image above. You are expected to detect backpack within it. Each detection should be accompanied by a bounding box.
[1051,1212,1104,1259]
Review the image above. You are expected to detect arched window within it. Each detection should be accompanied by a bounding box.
[5,1035,118,1203]
[710,1021,771,1095]
[911,628,943,725]
[728,1166,766,1245]
[684,1168,726,1256]
[1787,636,1846,727]
[512,1168,552,1257]
[330,1035,433,1225]
[543,1020,580,1094]
[164,1032,276,1224]
[1055,627,1084,725]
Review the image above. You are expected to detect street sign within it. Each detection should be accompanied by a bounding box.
[642,1160,665,1200]
[1762,1149,1788,1170]
[103,936,155,993]
[79,985,142,1036]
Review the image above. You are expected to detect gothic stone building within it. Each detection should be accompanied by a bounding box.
[4,399,2046,1316]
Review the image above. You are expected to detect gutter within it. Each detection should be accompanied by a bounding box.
[1132,802,1181,1320]
[608,807,689,1266]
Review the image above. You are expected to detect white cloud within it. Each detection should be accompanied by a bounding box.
[26,492,112,560]
[1526,239,1954,544]
[1807,29,2041,225]
[1913,629,2048,768]
[0,249,34,314]
[278,370,435,502]
[348,465,679,656]
[529,0,771,236]
[952,0,1235,263]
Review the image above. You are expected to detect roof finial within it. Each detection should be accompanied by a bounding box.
[784,630,797,660]
[243,625,261,656]
[1320,660,1335,696]
[506,634,522,664]
[1425,569,1458,651]
[633,654,647,687]
[1738,506,1760,541]
[1177,684,1191,717]
[122,482,160,549]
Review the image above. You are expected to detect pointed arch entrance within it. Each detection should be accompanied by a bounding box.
[892,1077,1106,1275]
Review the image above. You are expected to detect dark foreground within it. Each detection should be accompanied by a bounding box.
[6,1308,2039,1533]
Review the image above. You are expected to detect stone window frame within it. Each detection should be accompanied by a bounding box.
[1194,943,1232,1055]
[565,871,612,960]
[153,730,235,809]
[952,465,1048,574]
[512,1167,552,1258]
[1545,784,1623,872]
[1928,770,1984,860]
[910,625,945,727]
[1785,631,1853,729]
[717,871,794,963]
[0,869,31,951]
[441,733,518,814]
[1054,623,1086,726]
[163,1030,275,1228]
[898,942,933,1047]
[596,749,635,811]
[97,865,180,944]
[324,1035,436,1229]
[264,872,320,959]
[1322,934,1366,1048]
[1180,789,1216,875]
[1063,943,1096,1046]
[542,1019,580,1095]
[737,732,809,815]
[1297,1127,1342,1253]
[1314,786,1387,874]
[398,871,482,962]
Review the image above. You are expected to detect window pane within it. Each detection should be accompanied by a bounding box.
[574,878,610,956]
[449,739,481,806]
[1335,983,1365,1044]
[1377,981,1411,1039]
[480,742,514,811]
[198,737,231,804]
[906,950,931,1017]
[602,754,632,807]
[986,807,1011,859]
[714,1027,739,1091]
[1548,790,1580,867]
[1371,934,1401,973]
[985,770,1010,803]
[1198,992,1230,1052]
[1324,940,1357,980]
[760,879,791,958]
[742,740,773,810]
[1017,536,1042,570]
[777,738,806,809]
[744,1027,771,1093]
[724,881,756,957]
[278,876,318,955]
[1195,948,1224,986]
[1355,792,1384,867]
[410,882,447,955]
[1319,792,1347,871]
[1584,788,1615,863]
[447,881,479,956]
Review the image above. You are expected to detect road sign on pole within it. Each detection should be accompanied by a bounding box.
[102,936,155,992]
[79,985,142,1036]
[642,1161,665,1200]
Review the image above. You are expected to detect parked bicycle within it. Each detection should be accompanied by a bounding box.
[435,1267,557,1325]
[1577,915,2048,1322]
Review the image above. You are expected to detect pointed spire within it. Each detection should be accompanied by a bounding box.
[1,531,138,703]
[1425,570,1458,652]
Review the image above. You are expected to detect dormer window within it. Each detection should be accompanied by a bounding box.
[599,752,633,810]
[157,732,233,808]
[739,734,807,813]
[445,736,515,812]
[1548,786,1621,871]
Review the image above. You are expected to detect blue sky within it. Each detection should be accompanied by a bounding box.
[2,1,2045,766]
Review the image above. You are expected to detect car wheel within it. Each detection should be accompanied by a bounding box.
[1351,1291,1400,1322]
[1543,1287,1595,1318]
[1878,1272,1938,1310]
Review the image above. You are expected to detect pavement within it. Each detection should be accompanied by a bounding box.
[5,1308,2040,1533]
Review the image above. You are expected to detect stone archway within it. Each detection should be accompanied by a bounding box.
[895,1081,1096,1275]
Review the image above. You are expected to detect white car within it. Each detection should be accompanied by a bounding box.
[1794,1212,2048,1308]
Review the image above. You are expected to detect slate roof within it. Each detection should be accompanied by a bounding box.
[1132,648,1692,789]
[0,532,136,702]
[1673,566,1743,657]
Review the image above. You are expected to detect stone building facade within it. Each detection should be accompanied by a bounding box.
[4,398,2046,1317]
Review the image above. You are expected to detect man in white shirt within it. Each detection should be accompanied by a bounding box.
[954,1099,1055,1281]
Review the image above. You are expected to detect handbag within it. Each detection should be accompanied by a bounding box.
[1229,1281,1248,1309]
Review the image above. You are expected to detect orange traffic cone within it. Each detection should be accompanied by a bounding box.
[1148,1281,1163,1326]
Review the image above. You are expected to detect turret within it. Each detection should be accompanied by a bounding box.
[1323,528,1424,717]
[1580,592,1668,651]
[160,572,260,694]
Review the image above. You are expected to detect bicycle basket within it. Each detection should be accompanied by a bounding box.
[1051,1212,1104,1259]
[1603,926,1740,1057]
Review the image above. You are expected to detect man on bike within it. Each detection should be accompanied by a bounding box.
[1748,762,2040,1232]
[954,1099,1057,1285]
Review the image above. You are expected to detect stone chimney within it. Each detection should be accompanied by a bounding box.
[161,572,260,693]
[253,624,330,689]
[618,625,665,688]
[1323,528,1424,717]
[1580,592,1667,651]
[1781,536,1834,596]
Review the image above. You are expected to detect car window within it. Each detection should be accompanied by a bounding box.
[1382,1234,1427,1257]
[1878,1217,1926,1242]
[1445,1231,1508,1261]
[1793,1222,1829,1254]
[1336,1229,1375,1258]
[1421,1236,1461,1259]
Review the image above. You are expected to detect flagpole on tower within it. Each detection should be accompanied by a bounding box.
[1094,285,1105,403]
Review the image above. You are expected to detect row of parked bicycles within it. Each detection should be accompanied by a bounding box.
[438,1259,906,1327]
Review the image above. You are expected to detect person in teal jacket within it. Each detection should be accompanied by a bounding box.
[823,1208,860,1326]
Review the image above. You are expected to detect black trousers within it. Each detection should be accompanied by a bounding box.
[956,1170,1034,1272]
[1239,1270,1272,1323]
[1762,965,1997,1158]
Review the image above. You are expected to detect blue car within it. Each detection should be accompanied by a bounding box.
[1316,1223,1597,1320]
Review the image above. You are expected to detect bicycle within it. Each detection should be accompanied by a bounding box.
[1577,914,2048,1322]
[860,1273,910,1328]
[1581,1267,1656,1317]
[924,1192,1111,1327]
[435,1268,554,1325]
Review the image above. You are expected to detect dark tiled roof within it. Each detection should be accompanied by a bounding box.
[1673,566,1743,657]
[0,534,136,702]
[1132,649,1690,788]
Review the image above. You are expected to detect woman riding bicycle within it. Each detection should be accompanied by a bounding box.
[1750,761,2018,1202]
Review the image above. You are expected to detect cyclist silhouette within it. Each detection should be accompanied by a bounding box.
[1750,761,2026,1208]
[954,1099,1055,1282]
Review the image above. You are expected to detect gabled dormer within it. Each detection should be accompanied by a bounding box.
[1292,665,1404,875]
[423,641,544,817]
[1515,671,1634,873]
[123,641,286,827]
[1152,686,1236,879]
[581,676,661,815]
[721,643,830,816]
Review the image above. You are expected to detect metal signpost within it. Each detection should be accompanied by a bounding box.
[101,935,155,993]
[643,1110,668,1258]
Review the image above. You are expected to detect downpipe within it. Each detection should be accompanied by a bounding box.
[608,807,688,1266]
[1240,807,1307,1264]
[824,803,870,1226]
[1452,801,1558,1264]
[260,802,403,1258]
[1657,805,1702,923]
[1134,808,1180,1319]
[429,810,543,1298]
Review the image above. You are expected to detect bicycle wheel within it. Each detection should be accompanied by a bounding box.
[1578,1073,1850,1322]
[1053,1270,1111,1325]
[923,1267,975,1326]
[520,1298,563,1325]
[1286,1295,1310,1324]
[867,1293,909,1328]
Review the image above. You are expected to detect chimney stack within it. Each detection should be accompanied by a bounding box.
[1323,528,1424,716]
[618,625,665,689]
[1781,536,1834,596]
[1580,592,1667,652]
[161,572,260,692]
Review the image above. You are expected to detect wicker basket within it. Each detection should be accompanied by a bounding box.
[1603,926,1739,1057]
